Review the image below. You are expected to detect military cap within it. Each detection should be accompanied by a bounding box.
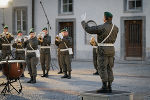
[60,28,68,32]
[17,30,22,33]
[29,28,34,33]
[104,12,113,18]
[42,27,47,31]
[4,25,8,29]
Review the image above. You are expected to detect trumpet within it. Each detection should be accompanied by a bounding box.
[37,32,45,41]
[24,36,29,42]
[55,33,63,41]
[15,36,23,45]
[90,37,97,46]
[0,34,4,38]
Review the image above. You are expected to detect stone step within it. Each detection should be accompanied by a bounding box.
[80,90,133,100]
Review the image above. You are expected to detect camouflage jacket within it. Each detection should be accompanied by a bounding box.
[55,36,72,55]
[0,32,14,51]
[38,34,51,54]
[24,37,38,57]
[81,21,119,56]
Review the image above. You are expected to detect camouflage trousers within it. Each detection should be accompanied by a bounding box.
[40,53,51,71]
[58,53,63,71]
[26,56,38,77]
[93,48,98,70]
[97,48,115,83]
[60,54,72,73]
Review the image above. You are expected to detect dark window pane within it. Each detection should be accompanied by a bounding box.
[136,0,142,7]
[22,10,26,20]
[129,1,135,9]
[69,4,72,12]
[17,24,21,30]
[23,21,26,31]
[63,0,67,4]
[17,21,21,26]
[17,10,21,20]
[63,5,68,12]
[69,0,72,3]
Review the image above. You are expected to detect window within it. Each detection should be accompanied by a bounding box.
[124,0,142,12]
[14,7,27,34]
[59,0,73,15]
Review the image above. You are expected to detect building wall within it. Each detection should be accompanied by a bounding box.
[0,0,150,62]
[34,0,150,61]
[0,0,32,34]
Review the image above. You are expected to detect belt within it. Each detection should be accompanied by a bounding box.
[16,49,25,51]
[93,46,97,48]
[26,50,36,53]
[2,44,11,46]
[98,43,114,46]
[40,46,51,49]
[60,49,69,52]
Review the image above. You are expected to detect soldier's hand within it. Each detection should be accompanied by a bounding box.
[6,34,10,38]
[18,42,22,45]
[81,12,87,21]
[39,39,43,42]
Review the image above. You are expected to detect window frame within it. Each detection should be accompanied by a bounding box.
[58,0,74,15]
[124,0,143,13]
[13,7,27,35]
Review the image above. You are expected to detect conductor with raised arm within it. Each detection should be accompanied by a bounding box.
[81,12,119,93]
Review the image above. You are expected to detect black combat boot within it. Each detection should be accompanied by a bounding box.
[27,76,33,83]
[61,72,68,78]
[58,69,63,74]
[93,71,99,75]
[96,82,108,93]
[67,72,71,79]
[45,70,49,78]
[41,70,46,77]
[108,82,112,93]
[31,76,36,84]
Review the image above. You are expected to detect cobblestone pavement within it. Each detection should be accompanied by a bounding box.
[0,60,150,100]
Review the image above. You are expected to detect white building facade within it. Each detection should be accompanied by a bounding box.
[0,0,150,63]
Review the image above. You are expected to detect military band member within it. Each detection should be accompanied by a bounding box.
[90,37,99,75]
[0,25,14,59]
[81,12,119,93]
[55,29,72,79]
[38,27,51,78]
[24,28,38,83]
[12,30,26,77]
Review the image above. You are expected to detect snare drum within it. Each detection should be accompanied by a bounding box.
[1,60,26,80]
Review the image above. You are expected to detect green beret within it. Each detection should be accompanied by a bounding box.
[17,30,22,33]
[42,27,47,31]
[29,28,34,33]
[4,25,8,29]
[60,28,68,32]
[104,12,113,18]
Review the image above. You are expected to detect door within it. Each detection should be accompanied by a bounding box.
[59,22,74,57]
[125,20,142,59]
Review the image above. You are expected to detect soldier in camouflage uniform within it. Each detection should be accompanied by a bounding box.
[81,12,119,93]
[90,37,99,75]
[38,27,51,78]
[24,28,38,83]
[0,25,14,59]
[55,29,72,79]
[12,30,26,77]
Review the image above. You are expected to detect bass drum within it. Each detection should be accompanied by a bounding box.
[1,60,25,80]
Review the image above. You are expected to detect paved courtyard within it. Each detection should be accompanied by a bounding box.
[0,60,150,100]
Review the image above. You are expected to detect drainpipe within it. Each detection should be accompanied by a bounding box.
[32,0,35,28]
